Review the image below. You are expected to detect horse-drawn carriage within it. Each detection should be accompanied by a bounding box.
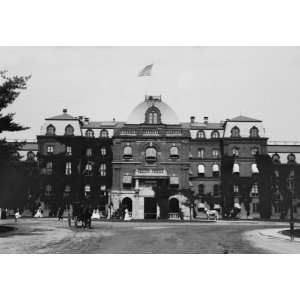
[72,202,93,228]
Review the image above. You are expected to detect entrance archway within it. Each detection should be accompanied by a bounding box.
[122,197,132,212]
[169,198,179,213]
[169,198,180,220]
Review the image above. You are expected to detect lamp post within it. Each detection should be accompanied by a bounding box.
[287,169,295,241]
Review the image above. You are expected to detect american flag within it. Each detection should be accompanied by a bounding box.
[138,64,153,76]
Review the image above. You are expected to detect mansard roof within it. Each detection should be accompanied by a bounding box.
[181,122,224,130]
[228,115,262,122]
[81,121,125,128]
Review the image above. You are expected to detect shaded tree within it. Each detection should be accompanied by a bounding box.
[0,70,31,209]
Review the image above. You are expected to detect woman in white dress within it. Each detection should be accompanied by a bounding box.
[34,208,43,218]
[124,208,132,221]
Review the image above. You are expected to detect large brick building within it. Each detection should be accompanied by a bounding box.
[17,95,300,220]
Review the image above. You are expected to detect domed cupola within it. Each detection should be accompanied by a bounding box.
[127,95,179,124]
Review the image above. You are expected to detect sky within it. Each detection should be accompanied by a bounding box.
[0,46,299,141]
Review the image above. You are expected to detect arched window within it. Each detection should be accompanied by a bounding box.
[198,164,205,177]
[65,162,72,175]
[46,124,56,135]
[145,147,157,162]
[85,163,92,176]
[27,151,35,161]
[85,129,94,137]
[86,148,92,157]
[232,147,239,156]
[45,184,52,196]
[231,126,240,138]
[100,129,108,138]
[272,153,280,163]
[46,161,53,175]
[100,163,106,176]
[65,124,74,136]
[197,130,206,139]
[211,130,220,138]
[212,164,220,177]
[251,163,259,174]
[101,146,106,156]
[170,146,179,158]
[123,145,133,159]
[145,106,161,124]
[198,148,205,159]
[250,126,259,138]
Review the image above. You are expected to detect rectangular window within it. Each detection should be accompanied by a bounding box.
[198,184,204,195]
[65,162,72,175]
[47,145,54,154]
[212,149,219,158]
[100,164,106,176]
[233,185,239,193]
[253,203,259,213]
[86,148,92,157]
[213,185,220,196]
[66,146,72,156]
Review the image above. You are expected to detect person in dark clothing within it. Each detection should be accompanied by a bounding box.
[58,207,64,220]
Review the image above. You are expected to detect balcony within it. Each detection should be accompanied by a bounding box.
[134,168,168,177]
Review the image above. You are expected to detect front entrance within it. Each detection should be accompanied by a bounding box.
[144,197,157,219]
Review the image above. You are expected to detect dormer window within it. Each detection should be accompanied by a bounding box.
[86,129,94,137]
[211,130,220,138]
[145,147,157,163]
[100,129,108,138]
[197,130,206,139]
[250,126,259,138]
[272,153,280,163]
[145,106,161,124]
[46,124,56,135]
[231,126,240,138]
[65,125,74,136]
[27,151,35,161]
[287,153,296,163]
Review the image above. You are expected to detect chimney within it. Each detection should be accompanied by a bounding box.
[63,108,68,114]
[190,116,195,124]
[204,116,208,125]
